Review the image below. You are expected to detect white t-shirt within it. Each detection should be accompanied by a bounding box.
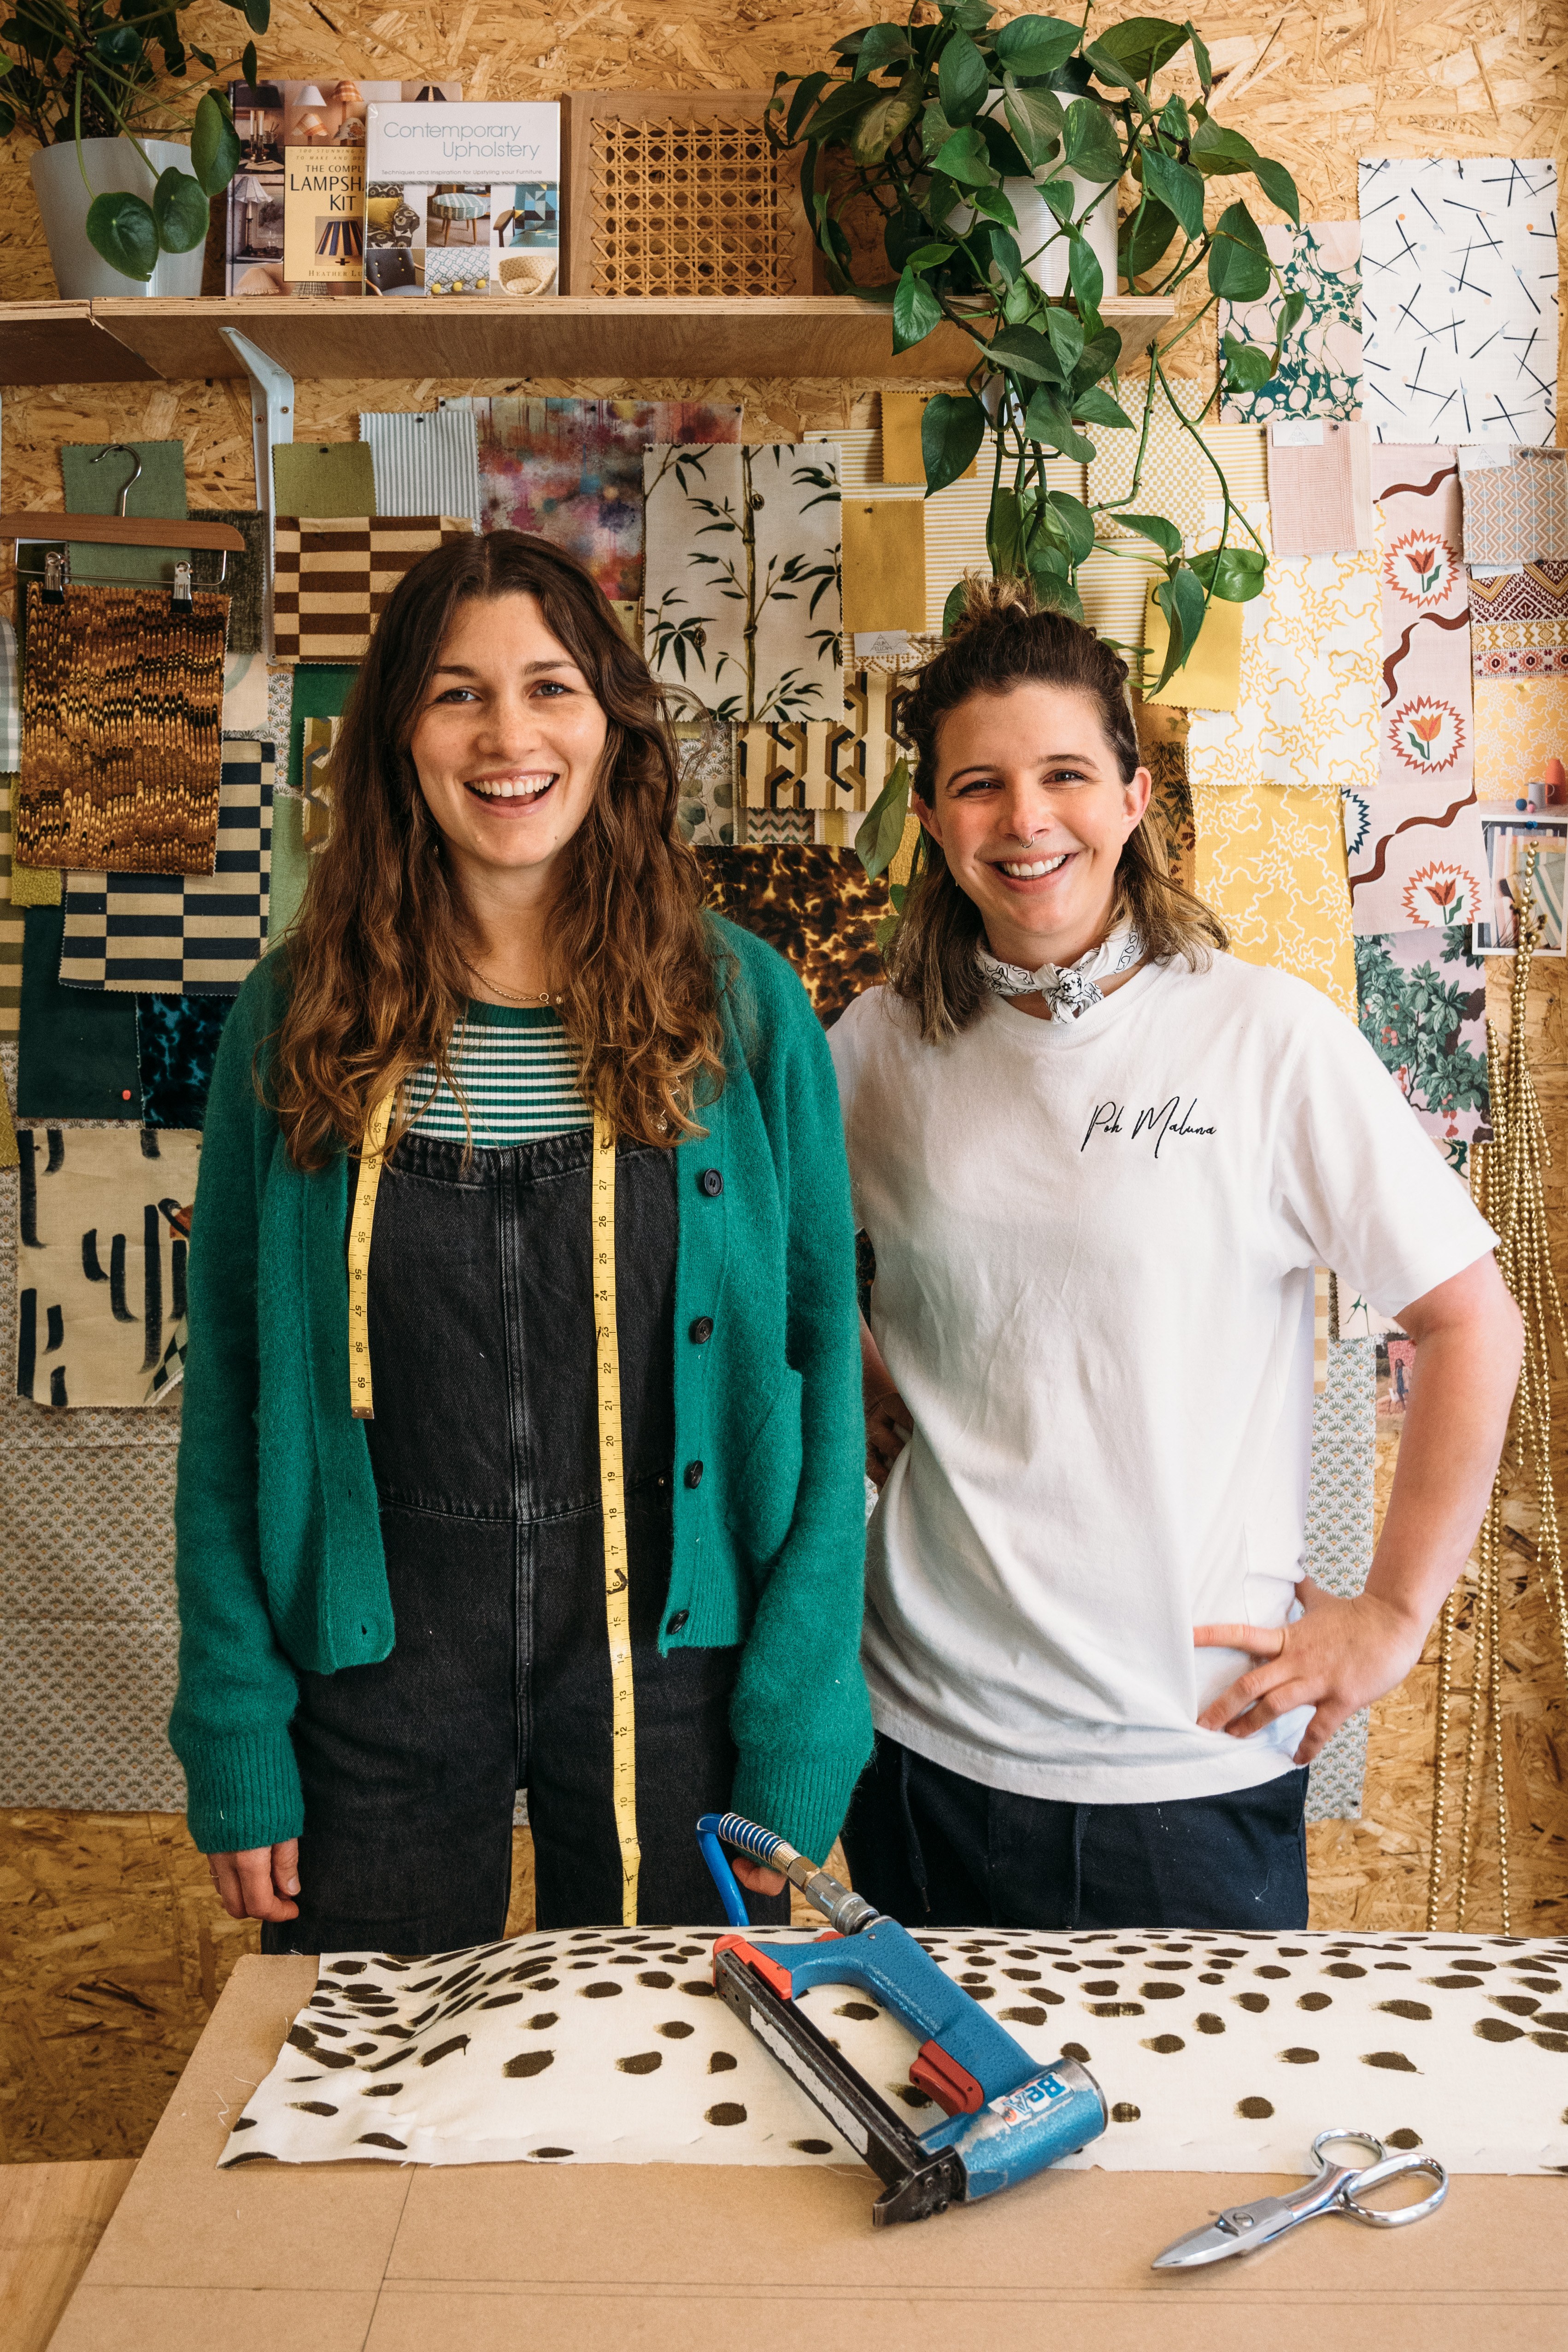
[830,953,1497,1806]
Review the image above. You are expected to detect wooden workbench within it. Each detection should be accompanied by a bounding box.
[33,1954,1568,2349]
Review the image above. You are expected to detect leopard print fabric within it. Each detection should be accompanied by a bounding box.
[698,846,891,1028]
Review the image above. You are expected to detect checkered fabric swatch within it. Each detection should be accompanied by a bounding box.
[271,516,474,663]
[58,743,273,996]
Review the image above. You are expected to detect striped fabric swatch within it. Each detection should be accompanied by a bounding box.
[0,774,24,1038]
[1,617,18,768]
[271,516,475,664]
[58,744,273,995]
[403,1005,585,1145]
[358,410,482,524]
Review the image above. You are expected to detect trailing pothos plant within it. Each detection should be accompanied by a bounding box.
[0,0,268,281]
[765,4,1304,894]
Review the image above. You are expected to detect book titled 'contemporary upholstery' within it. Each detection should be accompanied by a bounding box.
[362,102,562,300]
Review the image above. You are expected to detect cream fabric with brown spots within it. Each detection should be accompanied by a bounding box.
[222,1925,1568,2174]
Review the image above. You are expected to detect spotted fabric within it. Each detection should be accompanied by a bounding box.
[697,846,890,1028]
[221,1924,1568,2173]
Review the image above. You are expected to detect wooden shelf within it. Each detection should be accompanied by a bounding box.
[1,294,1173,388]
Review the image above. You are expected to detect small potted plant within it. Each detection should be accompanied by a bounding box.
[0,0,270,294]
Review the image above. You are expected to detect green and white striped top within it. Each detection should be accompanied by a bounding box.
[403,1003,587,1147]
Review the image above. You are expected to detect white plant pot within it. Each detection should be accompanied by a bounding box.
[950,96,1120,302]
[29,136,209,298]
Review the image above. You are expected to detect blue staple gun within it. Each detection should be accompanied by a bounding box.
[697,1811,1107,2226]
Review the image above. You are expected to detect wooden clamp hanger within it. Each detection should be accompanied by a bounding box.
[2,445,246,602]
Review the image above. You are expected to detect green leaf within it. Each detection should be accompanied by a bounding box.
[977,115,1031,179]
[151,167,210,253]
[893,265,943,352]
[191,88,240,195]
[942,577,969,636]
[985,323,1061,382]
[1222,333,1274,391]
[803,77,879,145]
[1207,200,1270,300]
[1072,383,1134,428]
[993,14,1082,77]
[901,240,959,272]
[1062,98,1123,184]
[95,24,144,67]
[1274,288,1307,365]
[1093,15,1191,76]
[1022,387,1097,462]
[973,219,1022,286]
[988,487,1025,576]
[856,758,912,880]
[785,71,830,141]
[1186,20,1214,91]
[921,98,954,162]
[1189,544,1267,601]
[854,23,910,78]
[1140,147,1205,240]
[1120,511,1183,559]
[1044,303,1083,374]
[1000,72,1064,169]
[852,71,924,164]
[1039,176,1075,224]
[1152,566,1208,688]
[85,190,159,282]
[934,126,996,188]
[241,38,258,84]
[1252,153,1300,226]
[969,183,1020,230]
[1072,325,1124,388]
[922,392,988,497]
[1158,92,1191,142]
[1045,489,1097,562]
[938,28,989,126]
[1029,560,1083,620]
[1190,118,1258,176]
[1079,40,1154,115]
[1120,192,1179,277]
[241,0,269,29]
[1068,230,1104,314]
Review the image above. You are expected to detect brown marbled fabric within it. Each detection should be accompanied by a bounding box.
[697,845,891,1028]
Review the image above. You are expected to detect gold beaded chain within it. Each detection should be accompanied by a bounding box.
[1427,855,1568,1933]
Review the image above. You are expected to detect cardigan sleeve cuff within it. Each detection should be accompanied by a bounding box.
[729,1735,870,1871]
[180,1728,306,1857]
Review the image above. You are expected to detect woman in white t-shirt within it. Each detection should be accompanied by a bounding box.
[831,577,1521,1932]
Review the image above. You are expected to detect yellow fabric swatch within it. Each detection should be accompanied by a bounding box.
[880,393,977,487]
[1142,586,1245,711]
[0,1061,17,1171]
[841,500,928,635]
[7,859,60,906]
[1474,676,1568,803]
[1194,782,1358,1018]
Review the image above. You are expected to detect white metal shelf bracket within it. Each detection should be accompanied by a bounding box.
[219,329,294,659]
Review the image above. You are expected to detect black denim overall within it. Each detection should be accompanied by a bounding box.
[262,1126,787,1953]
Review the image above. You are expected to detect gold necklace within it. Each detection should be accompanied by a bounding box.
[462,958,563,1006]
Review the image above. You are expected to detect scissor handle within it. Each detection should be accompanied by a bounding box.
[1311,2127,1388,2169]
[1337,2152,1449,2230]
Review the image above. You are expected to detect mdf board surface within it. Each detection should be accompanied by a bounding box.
[46,1954,1568,2352]
[0,2159,135,2352]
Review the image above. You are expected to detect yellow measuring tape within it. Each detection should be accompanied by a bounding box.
[346,1091,641,1923]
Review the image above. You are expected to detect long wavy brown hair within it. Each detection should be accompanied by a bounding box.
[268,531,727,1170]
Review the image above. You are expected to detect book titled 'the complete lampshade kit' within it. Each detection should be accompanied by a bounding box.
[362,101,562,298]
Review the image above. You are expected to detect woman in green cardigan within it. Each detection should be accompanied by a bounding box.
[172,529,871,1953]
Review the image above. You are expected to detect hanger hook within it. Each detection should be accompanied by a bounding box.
[91,443,142,518]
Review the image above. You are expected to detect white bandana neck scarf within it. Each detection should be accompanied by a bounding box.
[976,916,1145,1020]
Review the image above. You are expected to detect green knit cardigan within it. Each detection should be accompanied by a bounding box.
[169,917,873,1865]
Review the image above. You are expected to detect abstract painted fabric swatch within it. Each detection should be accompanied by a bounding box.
[1358,158,1558,444]
[643,444,843,724]
[1472,673,1568,802]
[1468,560,1568,678]
[1219,221,1362,424]
[1353,927,1491,1176]
[1185,547,1382,795]
[1191,779,1358,1019]
[474,398,742,604]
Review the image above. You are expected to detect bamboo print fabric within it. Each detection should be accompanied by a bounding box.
[271,517,474,664]
[16,585,228,875]
[643,445,843,723]
[1461,447,1568,564]
[1469,561,1568,678]
[14,1125,200,1408]
[1345,448,1485,937]
[474,399,742,603]
[1358,158,1558,443]
[358,409,482,523]
[1219,222,1362,424]
[58,743,273,995]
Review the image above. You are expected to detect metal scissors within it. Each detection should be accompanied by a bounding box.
[1152,2129,1449,2270]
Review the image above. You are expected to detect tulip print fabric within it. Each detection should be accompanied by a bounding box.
[1469,561,1568,678]
[1358,158,1558,444]
[1345,448,1485,937]
[643,444,843,724]
[1219,221,1363,424]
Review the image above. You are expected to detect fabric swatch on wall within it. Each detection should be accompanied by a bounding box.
[697,846,889,1025]
[272,517,474,664]
[1193,781,1358,1017]
[673,719,735,847]
[268,661,294,755]
[1186,545,1382,796]
[286,663,358,794]
[0,776,24,1039]
[1086,395,1267,542]
[1142,586,1245,710]
[190,508,266,653]
[1461,445,1568,565]
[1301,1333,1376,1822]
[1354,928,1490,1175]
[737,669,904,835]
[14,1124,200,1408]
[1358,158,1559,443]
[221,650,271,733]
[1219,221,1362,425]
[741,807,819,846]
[880,391,975,485]
[16,906,141,1120]
[266,796,311,943]
[1146,743,1197,893]
[0,619,18,770]
[271,441,376,519]
[8,861,60,907]
[137,994,233,1128]
[17,584,228,875]
[298,718,339,848]
[1266,420,1375,555]
[1473,674,1568,802]
[60,438,188,585]
[840,498,927,634]
[1469,560,1568,678]
[644,445,843,724]
[59,743,273,995]
[0,1059,17,1171]
[359,408,482,523]
[475,399,743,604]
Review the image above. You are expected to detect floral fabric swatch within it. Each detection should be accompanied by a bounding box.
[643,444,843,724]
[1353,929,1491,1175]
[474,399,742,604]
[1345,448,1484,937]
[1461,445,1568,563]
[672,719,736,847]
[1185,547,1382,795]
[1192,780,1358,1017]
[1469,560,1568,678]
[1358,158,1559,443]
[1220,221,1362,424]
[1473,675,1568,802]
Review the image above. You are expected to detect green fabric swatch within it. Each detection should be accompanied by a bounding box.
[192,507,265,653]
[8,861,61,907]
[267,796,311,945]
[61,438,189,585]
[286,663,359,793]
[272,442,376,519]
[17,905,142,1121]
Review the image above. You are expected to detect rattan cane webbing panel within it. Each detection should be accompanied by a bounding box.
[573,93,815,299]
